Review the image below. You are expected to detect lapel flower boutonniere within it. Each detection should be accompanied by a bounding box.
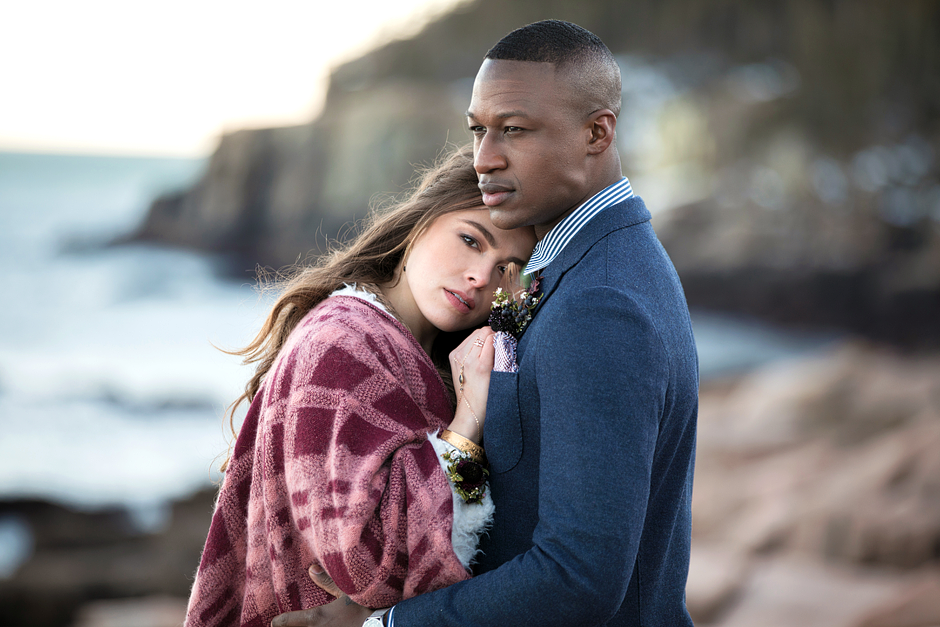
[488,286,541,339]
[488,272,542,373]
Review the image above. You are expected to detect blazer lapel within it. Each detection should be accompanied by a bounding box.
[516,196,652,350]
[536,196,651,303]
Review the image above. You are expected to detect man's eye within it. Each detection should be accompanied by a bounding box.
[469,126,485,136]
[505,126,523,134]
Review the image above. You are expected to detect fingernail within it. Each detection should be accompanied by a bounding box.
[309,562,324,575]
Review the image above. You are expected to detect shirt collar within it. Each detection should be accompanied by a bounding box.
[523,177,634,276]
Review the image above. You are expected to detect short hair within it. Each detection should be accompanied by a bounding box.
[485,20,622,117]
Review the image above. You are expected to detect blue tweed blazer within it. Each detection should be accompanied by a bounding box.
[396,196,698,626]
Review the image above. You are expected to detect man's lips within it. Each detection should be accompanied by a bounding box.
[445,289,475,313]
[479,182,514,206]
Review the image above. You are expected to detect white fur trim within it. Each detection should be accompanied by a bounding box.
[429,430,495,569]
[330,283,391,315]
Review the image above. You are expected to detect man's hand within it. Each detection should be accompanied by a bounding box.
[270,595,372,627]
[307,563,344,599]
[269,564,373,627]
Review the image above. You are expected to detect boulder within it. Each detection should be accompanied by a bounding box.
[693,341,940,567]
[852,573,940,627]
[0,488,216,627]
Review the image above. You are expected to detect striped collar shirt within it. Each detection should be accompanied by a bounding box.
[523,176,634,276]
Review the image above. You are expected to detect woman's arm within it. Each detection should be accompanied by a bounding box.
[446,327,495,444]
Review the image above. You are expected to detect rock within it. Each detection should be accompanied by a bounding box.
[705,553,912,627]
[686,544,750,623]
[688,341,940,624]
[135,81,471,270]
[71,596,188,627]
[693,341,940,567]
[655,200,940,347]
[852,573,940,627]
[0,488,216,627]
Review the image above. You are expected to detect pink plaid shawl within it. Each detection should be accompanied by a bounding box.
[185,296,469,627]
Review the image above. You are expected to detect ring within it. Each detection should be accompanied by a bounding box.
[473,338,485,348]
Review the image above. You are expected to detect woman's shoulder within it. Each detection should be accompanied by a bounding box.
[298,294,402,342]
[262,294,449,421]
[277,295,414,377]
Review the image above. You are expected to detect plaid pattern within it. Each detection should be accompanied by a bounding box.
[185,296,469,627]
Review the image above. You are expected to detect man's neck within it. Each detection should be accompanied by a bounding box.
[533,173,624,241]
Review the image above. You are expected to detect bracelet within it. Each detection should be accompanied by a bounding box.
[461,396,481,439]
[440,429,486,463]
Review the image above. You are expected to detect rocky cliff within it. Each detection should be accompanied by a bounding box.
[134,0,940,342]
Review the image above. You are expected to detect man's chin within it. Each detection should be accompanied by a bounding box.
[488,206,529,231]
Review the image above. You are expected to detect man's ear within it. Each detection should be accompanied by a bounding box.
[586,109,617,155]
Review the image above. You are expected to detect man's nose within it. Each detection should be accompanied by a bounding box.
[474,133,507,174]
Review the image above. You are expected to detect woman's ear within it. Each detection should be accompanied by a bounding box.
[400,239,414,273]
[587,109,617,155]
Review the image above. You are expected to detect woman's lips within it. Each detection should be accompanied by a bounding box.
[445,289,474,314]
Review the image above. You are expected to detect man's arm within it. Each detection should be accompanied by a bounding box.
[390,287,668,626]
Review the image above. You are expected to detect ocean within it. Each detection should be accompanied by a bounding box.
[0,150,834,515]
[0,152,266,521]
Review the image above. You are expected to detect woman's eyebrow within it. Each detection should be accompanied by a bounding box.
[462,219,527,265]
[462,219,496,246]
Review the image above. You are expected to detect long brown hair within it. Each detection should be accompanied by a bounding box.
[223,145,483,445]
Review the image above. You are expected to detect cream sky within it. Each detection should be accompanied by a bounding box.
[0,0,469,157]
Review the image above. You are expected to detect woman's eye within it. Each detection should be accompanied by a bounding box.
[497,265,508,275]
[461,234,479,248]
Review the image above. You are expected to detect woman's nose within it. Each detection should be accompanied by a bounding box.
[466,261,498,289]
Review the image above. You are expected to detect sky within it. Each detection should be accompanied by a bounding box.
[0,0,469,157]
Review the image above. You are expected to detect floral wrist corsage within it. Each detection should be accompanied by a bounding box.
[442,449,489,504]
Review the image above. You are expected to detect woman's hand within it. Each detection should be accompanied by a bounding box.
[448,327,495,443]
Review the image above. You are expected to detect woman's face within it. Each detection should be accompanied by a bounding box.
[400,208,537,336]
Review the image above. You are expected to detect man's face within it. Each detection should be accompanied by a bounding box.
[467,59,592,237]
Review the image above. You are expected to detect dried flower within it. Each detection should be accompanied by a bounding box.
[488,278,542,339]
[442,450,489,504]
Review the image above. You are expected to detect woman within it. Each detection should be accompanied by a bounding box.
[184,146,537,627]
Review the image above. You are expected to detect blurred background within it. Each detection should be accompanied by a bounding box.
[1,1,938,626]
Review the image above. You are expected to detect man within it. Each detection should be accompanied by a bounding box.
[276,20,697,626]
